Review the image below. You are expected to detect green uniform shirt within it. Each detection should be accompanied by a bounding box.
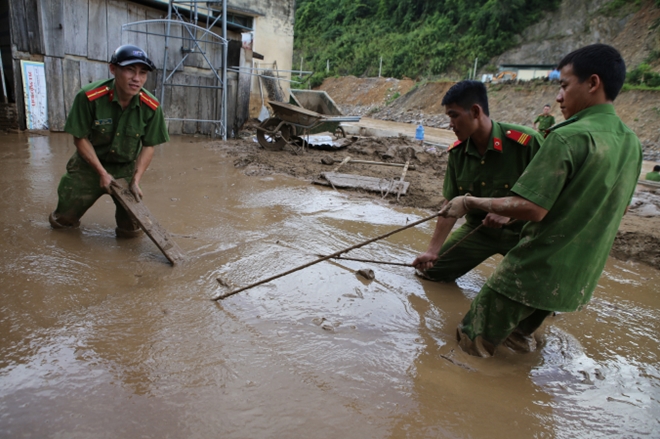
[487,104,643,312]
[533,114,555,131]
[646,171,660,182]
[443,121,544,230]
[64,78,169,164]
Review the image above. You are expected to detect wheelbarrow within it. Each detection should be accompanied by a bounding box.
[256,100,361,151]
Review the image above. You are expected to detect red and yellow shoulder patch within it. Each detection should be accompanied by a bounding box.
[447,139,463,152]
[505,129,531,146]
[139,92,160,110]
[85,86,111,101]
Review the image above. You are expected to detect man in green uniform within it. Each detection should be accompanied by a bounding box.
[412,80,543,282]
[49,45,169,238]
[646,165,660,181]
[533,104,555,132]
[440,44,643,357]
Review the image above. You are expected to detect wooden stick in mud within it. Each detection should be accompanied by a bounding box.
[328,158,416,170]
[213,211,442,300]
[322,255,413,267]
[320,223,484,267]
[396,161,410,201]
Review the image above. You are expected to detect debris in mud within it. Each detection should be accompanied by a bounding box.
[356,268,375,280]
[312,317,339,332]
[316,172,409,197]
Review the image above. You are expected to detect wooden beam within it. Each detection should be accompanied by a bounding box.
[108,178,186,266]
[319,172,409,195]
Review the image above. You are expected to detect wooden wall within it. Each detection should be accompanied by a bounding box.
[6,0,249,137]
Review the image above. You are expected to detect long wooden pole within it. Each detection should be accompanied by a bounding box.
[213,212,441,300]
[326,256,413,267]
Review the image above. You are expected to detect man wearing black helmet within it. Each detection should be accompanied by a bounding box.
[49,45,169,238]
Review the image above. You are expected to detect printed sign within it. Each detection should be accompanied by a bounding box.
[20,60,48,130]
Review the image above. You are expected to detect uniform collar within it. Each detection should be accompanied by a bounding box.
[464,121,503,157]
[571,103,616,120]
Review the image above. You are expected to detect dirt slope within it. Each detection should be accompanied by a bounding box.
[319,77,660,160]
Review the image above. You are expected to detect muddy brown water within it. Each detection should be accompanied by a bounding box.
[1,132,659,438]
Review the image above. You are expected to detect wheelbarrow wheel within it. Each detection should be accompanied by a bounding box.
[257,118,292,151]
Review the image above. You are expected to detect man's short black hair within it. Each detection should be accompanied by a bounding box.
[654,165,660,172]
[557,44,626,101]
[441,80,489,116]
[544,104,551,108]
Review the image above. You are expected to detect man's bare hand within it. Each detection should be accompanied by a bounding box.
[439,195,470,218]
[129,180,143,200]
[482,213,510,229]
[412,251,438,271]
[100,173,115,193]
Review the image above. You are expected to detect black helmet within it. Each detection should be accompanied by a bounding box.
[110,45,156,71]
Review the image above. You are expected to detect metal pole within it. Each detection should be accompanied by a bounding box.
[0,51,8,103]
[379,56,382,78]
[326,59,329,73]
[222,0,227,140]
[473,57,478,80]
[160,0,173,105]
[299,56,303,76]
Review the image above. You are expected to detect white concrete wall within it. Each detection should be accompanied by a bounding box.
[229,0,296,116]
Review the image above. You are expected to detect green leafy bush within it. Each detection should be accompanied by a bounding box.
[294,0,562,80]
[627,63,660,88]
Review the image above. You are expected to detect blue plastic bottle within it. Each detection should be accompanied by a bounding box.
[415,122,424,141]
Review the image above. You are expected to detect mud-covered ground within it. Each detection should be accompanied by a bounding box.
[217,126,660,270]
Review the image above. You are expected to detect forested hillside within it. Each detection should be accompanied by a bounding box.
[294,0,561,85]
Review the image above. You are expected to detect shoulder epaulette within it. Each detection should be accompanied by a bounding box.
[85,86,111,101]
[447,139,463,152]
[139,92,160,110]
[505,129,531,146]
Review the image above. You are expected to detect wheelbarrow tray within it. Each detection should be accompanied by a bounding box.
[268,101,323,128]
[290,89,343,135]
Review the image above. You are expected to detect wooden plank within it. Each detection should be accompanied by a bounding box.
[9,0,29,52]
[106,0,127,56]
[146,10,165,69]
[198,75,215,134]
[12,58,26,129]
[44,56,66,131]
[87,0,108,62]
[165,22,182,72]
[62,58,81,116]
[39,0,65,57]
[182,75,200,134]
[226,74,237,137]
[80,60,109,86]
[326,158,416,169]
[64,0,89,56]
[126,3,147,50]
[166,72,185,133]
[108,178,185,266]
[24,0,43,53]
[319,172,409,195]
[143,70,157,97]
[235,48,251,130]
[638,179,660,189]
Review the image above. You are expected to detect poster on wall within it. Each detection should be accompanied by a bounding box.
[20,60,49,130]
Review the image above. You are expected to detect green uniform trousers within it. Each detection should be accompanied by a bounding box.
[422,221,522,282]
[458,284,552,356]
[52,154,138,231]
